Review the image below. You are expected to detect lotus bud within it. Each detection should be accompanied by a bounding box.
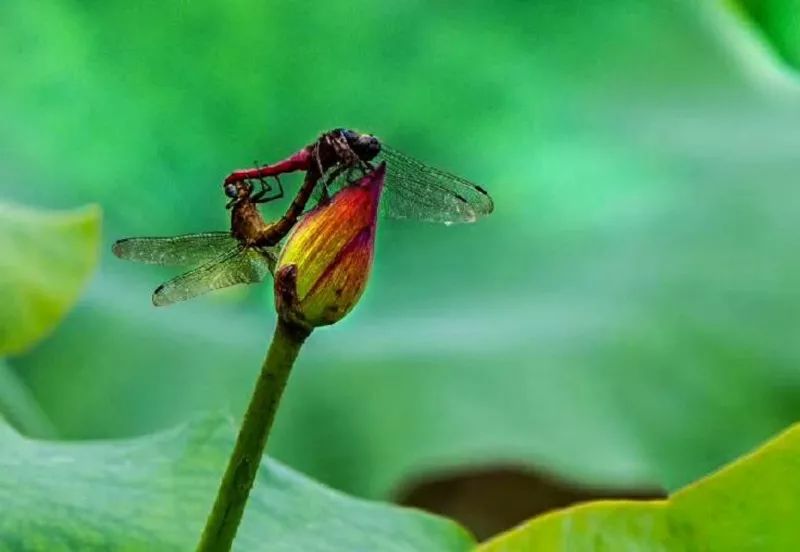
[274,163,385,330]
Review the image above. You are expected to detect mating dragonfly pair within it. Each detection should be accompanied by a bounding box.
[113,128,494,305]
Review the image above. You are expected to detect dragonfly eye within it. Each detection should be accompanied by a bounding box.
[355,134,381,161]
[224,183,238,199]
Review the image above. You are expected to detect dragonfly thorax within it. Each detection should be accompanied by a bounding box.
[230,199,270,245]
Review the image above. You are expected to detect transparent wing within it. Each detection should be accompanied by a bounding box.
[377,145,494,223]
[152,245,278,306]
[112,232,237,266]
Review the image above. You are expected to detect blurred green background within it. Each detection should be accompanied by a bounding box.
[4,0,800,540]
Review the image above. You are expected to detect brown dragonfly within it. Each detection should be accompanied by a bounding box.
[112,177,289,306]
[223,128,494,247]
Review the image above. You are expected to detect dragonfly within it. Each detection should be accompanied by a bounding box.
[222,128,494,247]
[112,177,289,306]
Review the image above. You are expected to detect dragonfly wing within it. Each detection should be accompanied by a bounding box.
[113,232,238,266]
[152,245,277,306]
[377,145,494,223]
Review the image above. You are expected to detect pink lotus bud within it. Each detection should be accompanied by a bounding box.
[274,163,385,330]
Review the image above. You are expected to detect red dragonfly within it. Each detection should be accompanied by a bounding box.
[112,176,289,306]
[223,128,494,246]
[113,130,493,306]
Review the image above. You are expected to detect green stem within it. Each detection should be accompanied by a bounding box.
[196,319,311,552]
[0,360,57,438]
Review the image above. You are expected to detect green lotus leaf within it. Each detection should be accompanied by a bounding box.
[0,415,474,551]
[0,202,100,356]
[479,422,800,551]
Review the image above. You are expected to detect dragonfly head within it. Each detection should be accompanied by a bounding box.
[224,181,251,202]
[340,129,381,162]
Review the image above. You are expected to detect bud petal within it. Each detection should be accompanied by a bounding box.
[274,163,385,329]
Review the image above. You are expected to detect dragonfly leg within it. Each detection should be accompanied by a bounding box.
[253,176,284,204]
[250,161,271,198]
[313,141,326,180]
[318,164,347,205]
[255,162,272,187]
[271,175,284,200]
